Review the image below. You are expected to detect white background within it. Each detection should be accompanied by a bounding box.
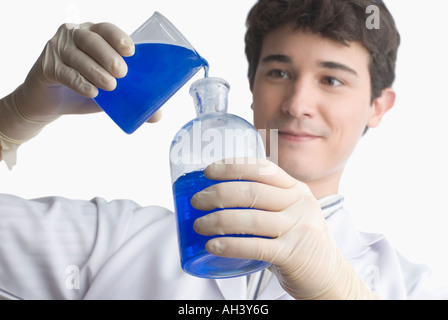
[1,1,448,282]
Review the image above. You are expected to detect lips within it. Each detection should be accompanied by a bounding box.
[278,130,321,142]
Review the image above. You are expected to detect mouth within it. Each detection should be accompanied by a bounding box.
[278,130,321,143]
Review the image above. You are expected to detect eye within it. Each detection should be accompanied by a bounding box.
[321,76,343,87]
[268,69,290,80]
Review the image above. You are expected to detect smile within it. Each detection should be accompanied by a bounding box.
[278,131,321,143]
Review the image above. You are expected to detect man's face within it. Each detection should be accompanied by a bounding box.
[251,26,392,197]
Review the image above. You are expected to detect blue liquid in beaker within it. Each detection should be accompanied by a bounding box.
[172,169,270,278]
[94,43,208,134]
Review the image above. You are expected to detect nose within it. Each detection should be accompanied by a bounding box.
[281,78,316,118]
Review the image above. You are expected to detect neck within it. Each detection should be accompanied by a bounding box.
[303,170,343,200]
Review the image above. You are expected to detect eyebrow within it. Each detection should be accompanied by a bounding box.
[318,61,358,76]
[261,54,292,64]
[261,54,358,76]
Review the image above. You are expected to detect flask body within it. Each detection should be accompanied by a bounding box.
[170,77,270,278]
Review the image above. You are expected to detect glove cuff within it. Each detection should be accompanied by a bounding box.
[0,88,54,170]
[0,134,21,170]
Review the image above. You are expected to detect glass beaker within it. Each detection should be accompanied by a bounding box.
[94,12,208,134]
[170,77,271,279]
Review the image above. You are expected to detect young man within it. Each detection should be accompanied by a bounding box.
[0,0,444,299]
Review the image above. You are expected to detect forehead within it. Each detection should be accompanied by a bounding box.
[260,25,370,74]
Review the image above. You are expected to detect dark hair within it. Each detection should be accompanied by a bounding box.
[245,0,400,102]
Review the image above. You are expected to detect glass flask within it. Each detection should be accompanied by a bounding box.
[94,12,208,134]
[170,77,270,278]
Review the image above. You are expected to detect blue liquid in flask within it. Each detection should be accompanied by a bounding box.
[173,170,270,278]
[94,43,208,134]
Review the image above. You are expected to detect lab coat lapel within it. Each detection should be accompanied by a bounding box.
[255,274,291,300]
[215,273,291,300]
[326,208,373,260]
[214,277,247,300]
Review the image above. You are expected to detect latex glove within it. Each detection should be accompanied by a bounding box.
[192,159,381,300]
[0,22,161,169]
[7,22,136,123]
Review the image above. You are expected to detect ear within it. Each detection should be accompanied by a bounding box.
[367,88,396,128]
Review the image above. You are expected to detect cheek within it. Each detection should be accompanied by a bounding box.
[333,112,367,137]
[325,106,370,158]
[251,87,275,129]
[251,102,263,130]
[325,90,372,133]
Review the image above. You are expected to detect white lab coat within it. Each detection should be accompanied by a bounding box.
[0,193,445,300]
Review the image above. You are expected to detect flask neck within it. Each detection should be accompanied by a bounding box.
[190,77,230,116]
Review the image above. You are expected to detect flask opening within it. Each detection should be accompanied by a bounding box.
[189,77,230,115]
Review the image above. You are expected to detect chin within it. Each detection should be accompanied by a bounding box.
[277,157,320,182]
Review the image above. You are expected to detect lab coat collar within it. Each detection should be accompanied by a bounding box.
[319,194,345,219]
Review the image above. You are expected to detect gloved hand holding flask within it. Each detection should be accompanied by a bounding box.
[192,159,381,300]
